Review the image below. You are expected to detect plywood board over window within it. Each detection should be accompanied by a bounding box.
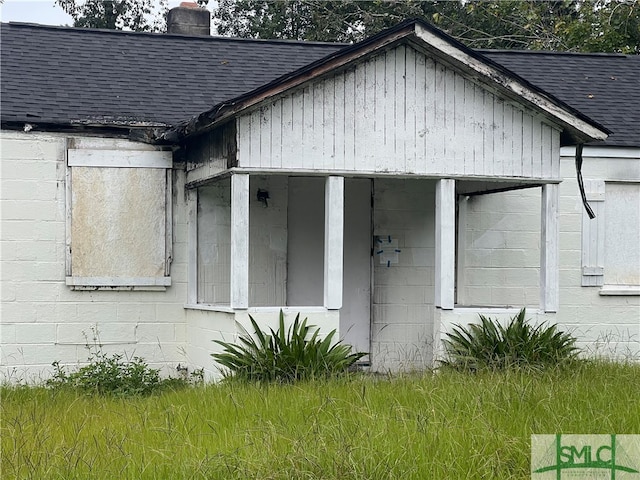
[65,140,173,290]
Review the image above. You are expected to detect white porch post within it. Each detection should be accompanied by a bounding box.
[324,176,344,310]
[231,173,249,309]
[540,183,559,312]
[435,179,456,310]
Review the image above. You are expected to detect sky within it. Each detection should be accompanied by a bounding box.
[0,0,186,27]
[1,1,73,25]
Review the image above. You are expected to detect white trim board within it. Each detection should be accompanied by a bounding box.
[560,146,640,159]
[68,149,172,168]
[66,276,171,287]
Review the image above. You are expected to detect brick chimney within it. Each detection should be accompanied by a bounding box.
[167,2,210,36]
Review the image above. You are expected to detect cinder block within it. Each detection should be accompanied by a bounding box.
[34,261,65,282]
[155,302,187,323]
[0,135,63,161]
[1,301,38,324]
[372,304,408,325]
[15,282,63,303]
[503,268,539,286]
[2,159,56,181]
[1,261,38,282]
[117,303,156,323]
[76,303,118,323]
[374,285,426,305]
[7,343,79,366]
[1,220,37,240]
[15,323,56,344]
[136,323,176,343]
[37,302,78,323]
[16,240,57,261]
[1,281,16,302]
[0,323,16,344]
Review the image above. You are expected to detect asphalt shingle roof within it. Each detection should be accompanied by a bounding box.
[482,50,640,147]
[0,22,343,126]
[1,22,638,147]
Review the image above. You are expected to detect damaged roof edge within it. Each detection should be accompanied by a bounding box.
[157,18,609,146]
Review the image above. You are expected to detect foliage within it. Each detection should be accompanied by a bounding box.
[55,0,210,32]
[214,0,640,53]
[3,361,639,478]
[440,308,579,371]
[212,310,366,382]
[47,345,196,396]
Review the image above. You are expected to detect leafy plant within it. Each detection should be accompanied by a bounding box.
[47,342,194,396]
[212,311,367,382]
[440,308,579,371]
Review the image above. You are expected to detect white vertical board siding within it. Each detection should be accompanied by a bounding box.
[236,44,560,180]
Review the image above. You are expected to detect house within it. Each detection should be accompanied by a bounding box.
[1,6,638,382]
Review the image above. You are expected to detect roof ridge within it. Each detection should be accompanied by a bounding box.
[1,21,346,47]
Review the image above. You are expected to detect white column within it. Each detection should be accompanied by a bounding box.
[231,173,249,309]
[186,188,198,305]
[540,183,559,312]
[435,179,456,310]
[324,176,344,310]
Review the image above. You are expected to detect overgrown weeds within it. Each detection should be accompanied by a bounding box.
[441,308,579,371]
[212,310,367,382]
[46,336,197,396]
[3,359,639,479]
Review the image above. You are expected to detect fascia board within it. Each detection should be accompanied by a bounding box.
[412,24,608,143]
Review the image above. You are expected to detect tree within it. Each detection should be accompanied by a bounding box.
[55,0,169,32]
[213,0,640,53]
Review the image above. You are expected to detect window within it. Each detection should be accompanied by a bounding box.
[581,180,640,294]
[65,141,172,289]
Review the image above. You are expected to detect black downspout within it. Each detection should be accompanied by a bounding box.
[575,143,595,219]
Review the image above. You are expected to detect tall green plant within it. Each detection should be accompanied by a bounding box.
[212,311,366,382]
[441,308,579,371]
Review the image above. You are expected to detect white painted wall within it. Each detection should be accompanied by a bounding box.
[249,175,288,306]
[286,177,325,306]
[342,178,372,355]
[0,131,189,382]
[457,188,541,307]
[236,44,561,180]
[372,178,436,371]
[197,179,231,304]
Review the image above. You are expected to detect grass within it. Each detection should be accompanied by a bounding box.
[2,360,639,479]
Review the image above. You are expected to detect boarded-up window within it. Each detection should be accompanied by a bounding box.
[66,144,172,289]
[582,180,640,293]
[604,183,640,287]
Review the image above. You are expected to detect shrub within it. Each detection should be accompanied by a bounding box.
[47,346,194,396]
[440,308,579,371]
[212,311,367,383]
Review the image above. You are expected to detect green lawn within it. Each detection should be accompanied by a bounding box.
[2,360,639,479]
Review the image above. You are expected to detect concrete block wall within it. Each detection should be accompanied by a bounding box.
[458,188,541,307]
[371,178,436,371]
[0,131,189,383]
[248,175,288,307]
[197,180,232,304]
[444,150,639,360]
[555,153,640,358]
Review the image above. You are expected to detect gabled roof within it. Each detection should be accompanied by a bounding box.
[2,20,634,146]
[163,19,608,146]
[482,50,640,148]
[0,22,343,127]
